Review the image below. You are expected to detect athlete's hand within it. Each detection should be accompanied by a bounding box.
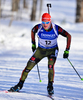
[32,44,36,52]
[63,50,69,58]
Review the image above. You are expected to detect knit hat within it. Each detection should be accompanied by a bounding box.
[42,13,51,21]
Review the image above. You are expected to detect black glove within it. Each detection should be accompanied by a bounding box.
[32,44,36,52]
[63,50,69,58]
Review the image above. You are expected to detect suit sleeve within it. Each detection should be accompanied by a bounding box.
[58,26,71,50]
[31,24,39,45]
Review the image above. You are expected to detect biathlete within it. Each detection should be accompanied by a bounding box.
[8,13,71,95]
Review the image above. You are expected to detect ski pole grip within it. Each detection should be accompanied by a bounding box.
[47,4,51,7]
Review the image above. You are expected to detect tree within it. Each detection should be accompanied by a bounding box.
[12,0,20,11]
[39,0,43,21]
[31,0,37,21]
[0,0,2,18]
[75,0,83,22]
[23,0,28,8]
[9,0,20,26]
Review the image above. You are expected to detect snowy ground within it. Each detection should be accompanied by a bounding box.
[0,0,83,100]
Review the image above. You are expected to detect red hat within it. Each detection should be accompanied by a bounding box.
[42,13,51,21]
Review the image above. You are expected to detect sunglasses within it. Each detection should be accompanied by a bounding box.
[42,21,50,24]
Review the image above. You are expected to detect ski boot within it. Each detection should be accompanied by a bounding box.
[8,80,24,92]
[47,82,54,95]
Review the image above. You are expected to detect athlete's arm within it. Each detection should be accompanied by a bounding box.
[58,26,71,50]
[31,24,39,45]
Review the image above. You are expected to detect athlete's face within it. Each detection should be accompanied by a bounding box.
[42,20,51,30]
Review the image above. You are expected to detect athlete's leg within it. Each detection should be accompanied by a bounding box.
[48,57,56,82]
[47,49,58,95]
[48,49,58,82]
[8,47,46,92]
[20,47,45,81]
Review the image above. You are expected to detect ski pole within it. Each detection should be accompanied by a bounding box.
[67,58,83,81]
[37,64,42,82]
[47,4,51,14]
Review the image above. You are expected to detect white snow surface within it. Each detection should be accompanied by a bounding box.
[0,0,83,100]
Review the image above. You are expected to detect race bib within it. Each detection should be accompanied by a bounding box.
[38,38,57,47]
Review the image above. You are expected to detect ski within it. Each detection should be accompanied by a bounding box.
[0,90,55,100]
[48,94,55,100]
[0,90,20,93]
[0,90,10,93]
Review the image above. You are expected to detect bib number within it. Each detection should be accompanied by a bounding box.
[45,40,51,45]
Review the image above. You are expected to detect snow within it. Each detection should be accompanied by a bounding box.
[0,0,83,100]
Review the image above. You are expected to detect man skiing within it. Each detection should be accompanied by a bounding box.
[8,13,71,95]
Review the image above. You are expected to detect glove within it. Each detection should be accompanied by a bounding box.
[32,44,36,52]
[63,50,69,58]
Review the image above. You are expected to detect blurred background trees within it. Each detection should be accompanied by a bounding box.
[12,0,28,11]
[12,0,20,11]
[0,0,41,22]
[75,0,83,22]
[0,0,2,18]
[31,0,37,21]
[0,0,83,23]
